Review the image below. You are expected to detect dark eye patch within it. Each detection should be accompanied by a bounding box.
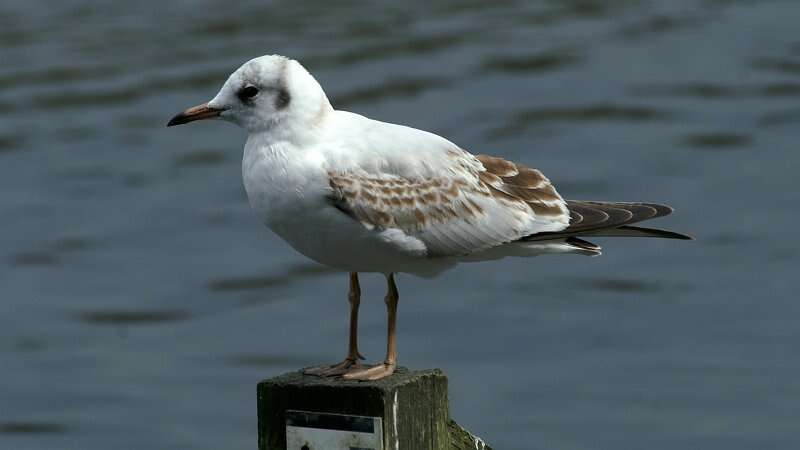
[275,87,291,110]
[237,85,259,102]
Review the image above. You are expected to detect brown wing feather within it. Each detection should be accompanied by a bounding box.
[474,154,567,218]
[329,153,571,231]
[326,151,572,256]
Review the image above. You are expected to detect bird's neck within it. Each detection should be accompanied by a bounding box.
[247,105,332,149]
[242,131,328,228]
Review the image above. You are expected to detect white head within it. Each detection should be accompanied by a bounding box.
[167,55,332,139]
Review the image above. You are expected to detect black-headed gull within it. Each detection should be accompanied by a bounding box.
[168,55,690,380]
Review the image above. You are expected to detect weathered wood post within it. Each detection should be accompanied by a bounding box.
[257,367,491,450]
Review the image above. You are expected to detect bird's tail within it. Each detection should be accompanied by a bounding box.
[582,225,692,240]
[524,201,692,255]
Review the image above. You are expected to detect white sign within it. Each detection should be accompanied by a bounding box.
[286,410,383,450]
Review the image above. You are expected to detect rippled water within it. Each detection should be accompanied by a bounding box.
[2,1,799,449]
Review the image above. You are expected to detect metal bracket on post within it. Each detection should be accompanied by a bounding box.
[286,410,382,449]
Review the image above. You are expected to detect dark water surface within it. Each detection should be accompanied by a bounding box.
[2,1,798,449]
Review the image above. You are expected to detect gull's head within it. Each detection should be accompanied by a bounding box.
[167,55,331,136]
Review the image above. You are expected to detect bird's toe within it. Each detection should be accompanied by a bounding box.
[304,358,364,377]
[341,362,396,381]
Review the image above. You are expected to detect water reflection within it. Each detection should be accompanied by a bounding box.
[491,104,672,137]
[209,263,336,293]
[225,354,313,368]
[578,278,664,294]
[478,50,582,74]
[76,310,191,325]
[682,132,753,149]
[172,149,227,168]
[333,77,452,108]
[759,108,800,127]
[0,422,68,435]
[630,82,800,99]
[751,57,800,76]
[12,252,59,267]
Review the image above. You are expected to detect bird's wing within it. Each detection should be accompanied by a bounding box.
[327,148,570,257]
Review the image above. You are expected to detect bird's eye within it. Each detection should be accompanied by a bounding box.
[237,85,259,102]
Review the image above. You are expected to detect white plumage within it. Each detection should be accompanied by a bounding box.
[167,54,689,380]
[212,55,577,277]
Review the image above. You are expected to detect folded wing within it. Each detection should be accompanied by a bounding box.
[327,151,571,257]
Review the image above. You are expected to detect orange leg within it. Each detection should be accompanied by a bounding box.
[343,273,398,381]
[304,272,365,376]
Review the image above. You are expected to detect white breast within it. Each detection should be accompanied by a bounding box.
[241,136,325,222]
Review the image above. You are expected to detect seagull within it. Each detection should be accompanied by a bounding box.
[167,54,691,380]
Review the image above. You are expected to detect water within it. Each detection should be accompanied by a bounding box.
[1,1,798,449]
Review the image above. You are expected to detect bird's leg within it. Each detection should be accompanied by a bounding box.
[346,272,365,362]
[304,272,365,376]
[343,273,399,381]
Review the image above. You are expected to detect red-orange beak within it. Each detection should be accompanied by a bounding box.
[166,103,224,127]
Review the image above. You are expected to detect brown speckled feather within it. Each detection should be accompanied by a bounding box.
[327,151,571,256]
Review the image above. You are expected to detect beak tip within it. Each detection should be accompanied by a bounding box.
[166,103,221,128]
[166,113,187,127]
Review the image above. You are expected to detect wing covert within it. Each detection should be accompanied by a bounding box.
[327,150,570,257]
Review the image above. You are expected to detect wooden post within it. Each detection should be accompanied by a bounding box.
[257,367,492,450]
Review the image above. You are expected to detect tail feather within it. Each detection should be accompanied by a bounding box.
[524,200,691,242]
[586,225,693,240]
[565,236,602,255]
